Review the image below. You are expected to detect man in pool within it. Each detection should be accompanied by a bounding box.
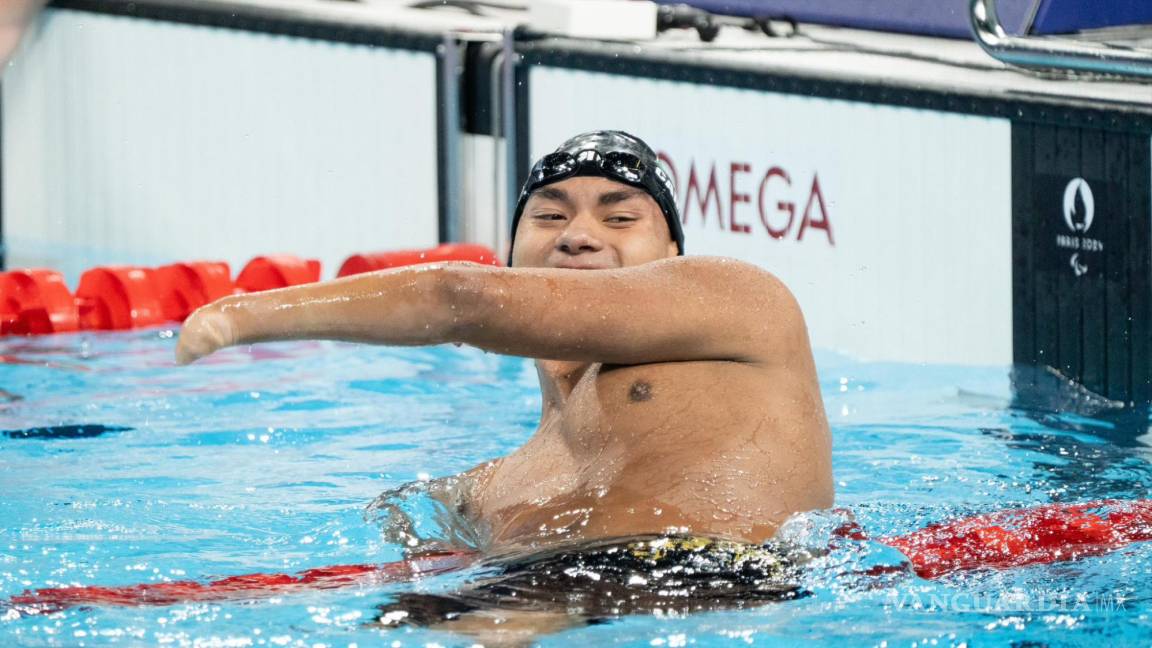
[177,130,832,635]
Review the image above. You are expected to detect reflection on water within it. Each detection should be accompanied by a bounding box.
[0,389,22,407]
[998,365,1152,502]
[1,423,131,439]
[1011,364,1149,445]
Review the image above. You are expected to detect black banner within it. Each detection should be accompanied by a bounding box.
[1013,124,1152,409]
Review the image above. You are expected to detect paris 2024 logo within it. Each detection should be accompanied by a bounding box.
[1055,178,1102,277]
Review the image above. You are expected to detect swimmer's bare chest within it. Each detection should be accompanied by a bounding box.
[466,359,833,548]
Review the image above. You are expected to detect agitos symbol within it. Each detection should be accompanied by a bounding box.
[657,153,834,245]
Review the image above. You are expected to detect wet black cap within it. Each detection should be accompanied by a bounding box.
[508,131,684,265]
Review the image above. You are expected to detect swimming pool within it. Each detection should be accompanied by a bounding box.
[2,329,1150,646]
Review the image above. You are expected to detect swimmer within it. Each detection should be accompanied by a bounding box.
[177,131,832,638]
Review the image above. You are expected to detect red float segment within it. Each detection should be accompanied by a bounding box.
[154,262,233,322]
[75,267,166,331]
[882,499,1152,579]
[337,243,501,278]
[437,243,500,266]
[0,270,80,335]
[338,251,423,276]
[306,259,322,280]
[1,246,499,336]
[9,551,476,614]
[235,255,322,293]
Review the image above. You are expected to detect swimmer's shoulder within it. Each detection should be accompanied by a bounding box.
[650,256,809,365]
[648,256,802,313]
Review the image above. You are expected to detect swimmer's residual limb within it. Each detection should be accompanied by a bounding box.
[175,257,798,367]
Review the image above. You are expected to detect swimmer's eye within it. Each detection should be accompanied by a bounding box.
[605,215,638,224]
[531,213,567,222]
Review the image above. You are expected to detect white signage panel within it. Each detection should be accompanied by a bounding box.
[4,9,440,282]
[529,67,1013,366]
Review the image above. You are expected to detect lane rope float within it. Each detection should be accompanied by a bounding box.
[0,245,500,336]
[8,499,1151,614]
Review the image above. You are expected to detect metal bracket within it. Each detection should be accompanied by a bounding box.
[970,0,1152,79]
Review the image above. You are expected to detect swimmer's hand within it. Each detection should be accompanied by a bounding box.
[175,304,237,365]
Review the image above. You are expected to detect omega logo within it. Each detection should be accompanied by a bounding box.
[656,152,834,245]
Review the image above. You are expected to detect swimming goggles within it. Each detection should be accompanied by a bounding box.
[524,149,649,192]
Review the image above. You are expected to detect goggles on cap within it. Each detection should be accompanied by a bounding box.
[526,149,650,191]
[509,136,684,266]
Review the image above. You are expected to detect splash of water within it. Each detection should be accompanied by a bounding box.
[364,476,490,555]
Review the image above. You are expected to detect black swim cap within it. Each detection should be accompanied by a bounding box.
[508,130,684,265]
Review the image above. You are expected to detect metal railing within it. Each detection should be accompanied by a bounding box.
[970,0,1152,79]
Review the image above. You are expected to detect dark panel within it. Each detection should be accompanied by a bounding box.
[436,38,457,243]
[1011,123,1036,375]
[1129,135,1152,404]
[1053,127,1081,380]
[1031,126,1060,373]
[514,63,532,194]
[1103,131,1130,401]
[1079,128,1106,393]
[1013,122,1149,410]
[1032,123,1057,173]
[461,41,503,137]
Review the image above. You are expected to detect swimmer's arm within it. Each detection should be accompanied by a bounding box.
[176,262,471,364]
[451,256,807,365]
[176,256,804,366]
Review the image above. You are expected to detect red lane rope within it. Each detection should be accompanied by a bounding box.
[7,551,476,614]
[880,498,1152,579]
[8,499,1152,614]
[0,245,500,335]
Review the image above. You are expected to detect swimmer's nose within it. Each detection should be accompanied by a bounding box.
[556,224,604,255]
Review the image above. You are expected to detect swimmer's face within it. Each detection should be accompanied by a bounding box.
[512,176,678,270]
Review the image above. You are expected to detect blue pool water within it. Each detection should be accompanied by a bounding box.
[1,329,1151,646]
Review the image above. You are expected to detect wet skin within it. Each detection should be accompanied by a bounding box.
[176,176,833,549]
